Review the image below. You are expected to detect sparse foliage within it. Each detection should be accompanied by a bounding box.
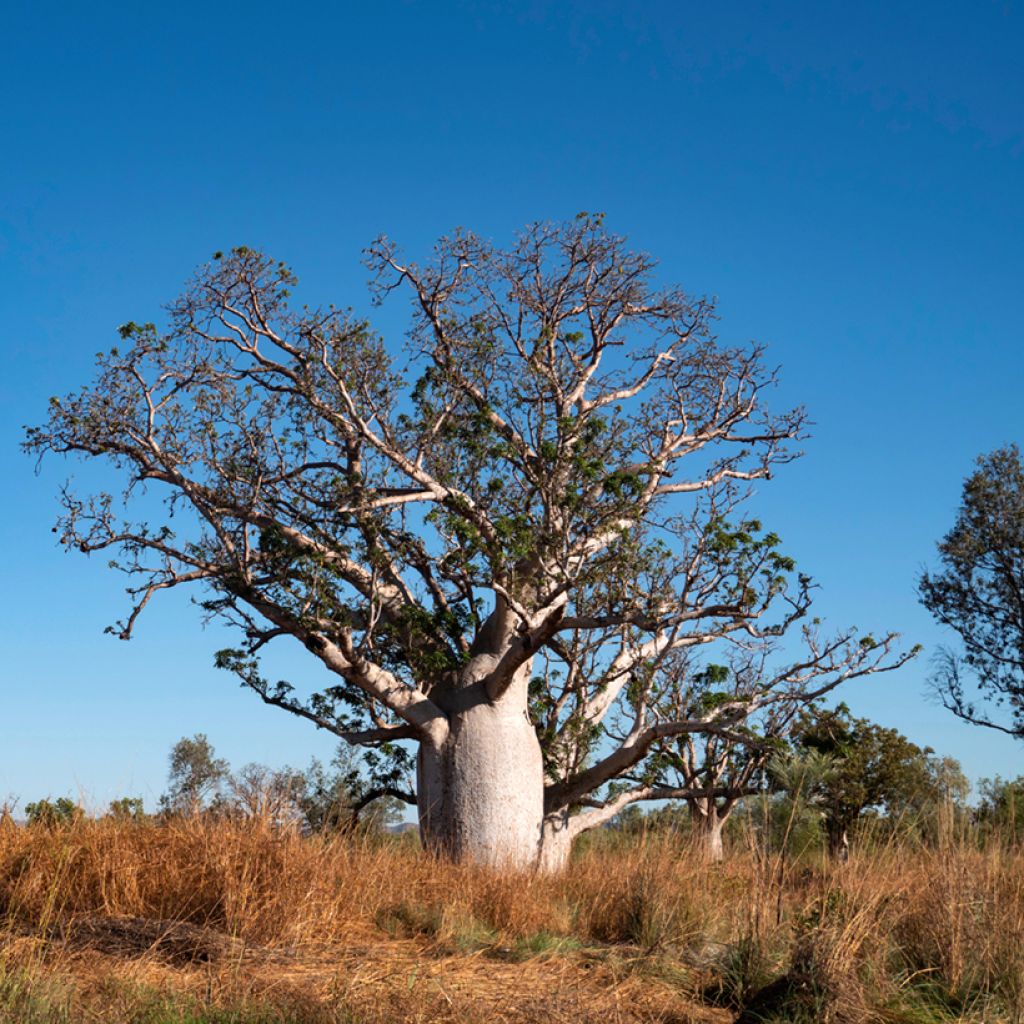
[160,733,230,815]
[228,762,309,826]
[921,445,1024,739]
[26,217,913,867]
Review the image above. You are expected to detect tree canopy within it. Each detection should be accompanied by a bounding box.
[921,445,1024,740]
[792,705,956,854]
[160,734,229,815]
[25,217,913,866]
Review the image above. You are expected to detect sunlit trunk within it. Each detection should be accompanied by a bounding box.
[691,802,727,862]
[538,809,575,873]
[417,667,546,870]
[827,825,850,862]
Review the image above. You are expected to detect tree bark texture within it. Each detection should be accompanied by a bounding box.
[417,668,548,870]
[691,804,727,863]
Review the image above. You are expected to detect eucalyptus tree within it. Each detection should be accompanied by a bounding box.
[921,445,1024,740]
[976,775,1024,842]
[160,733,229,815]
[26,217,911,869]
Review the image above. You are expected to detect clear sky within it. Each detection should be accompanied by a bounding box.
[2,1,1021,810]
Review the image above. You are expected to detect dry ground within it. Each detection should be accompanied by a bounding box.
[1,918,731,1023]
[2,816,1023,1023]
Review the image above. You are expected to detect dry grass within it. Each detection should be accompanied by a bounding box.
[1,817,1023,1023]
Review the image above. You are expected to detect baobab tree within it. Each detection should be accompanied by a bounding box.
[576,642,899,863]
[26,217,912,870]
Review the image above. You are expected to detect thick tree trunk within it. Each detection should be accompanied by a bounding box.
[827,825,850,862]
[417,673,546,870]
[538,810,576,873]
[691,804,726,863]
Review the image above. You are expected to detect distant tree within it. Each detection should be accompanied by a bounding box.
[633,803,691,833]
[793,707,944,858]
[358,791,406,833]
[925,755,971,807]
[160,734,229,815]
[156,731,407,831]
[729,748,841,878]
[975,776,1024,843]
[227,762,308,826]
[599,652,877,863]
[297,754,354,833]
[26,218,913,869]
[107,796,148,823]
[299,744,411,834]
[608,802,651,835]
[0,800,18,830]
[25,797,81,827]
[920,445,1024,739]
[629,657,802,863]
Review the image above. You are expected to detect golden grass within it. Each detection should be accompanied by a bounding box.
[2,817,1023,1022]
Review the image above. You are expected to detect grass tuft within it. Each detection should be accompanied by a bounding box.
[3,816,1024,1022]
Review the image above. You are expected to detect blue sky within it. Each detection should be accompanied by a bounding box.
[2,1,1021,809]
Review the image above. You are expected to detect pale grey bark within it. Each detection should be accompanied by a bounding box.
[690,801,728,863]
[417,668,545,869]
[25,226,919,872]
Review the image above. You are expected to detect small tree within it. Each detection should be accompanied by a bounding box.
[298,744,412,833]
[793,706,941,858]
[226,763,308,826]
[26,218,913,869]
[975,776,1024,844]
[614,659,786,862]
[763,746,840,856]
[107,796,148,823]
[25,797,81,827]
[920,445,1024,739]
[160,734,229,815]
[297,754,354,833]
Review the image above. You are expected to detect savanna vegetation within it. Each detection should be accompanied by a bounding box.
[13,220,1024,1022]
[23,217,915,871]
[3,802,1024,1024]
